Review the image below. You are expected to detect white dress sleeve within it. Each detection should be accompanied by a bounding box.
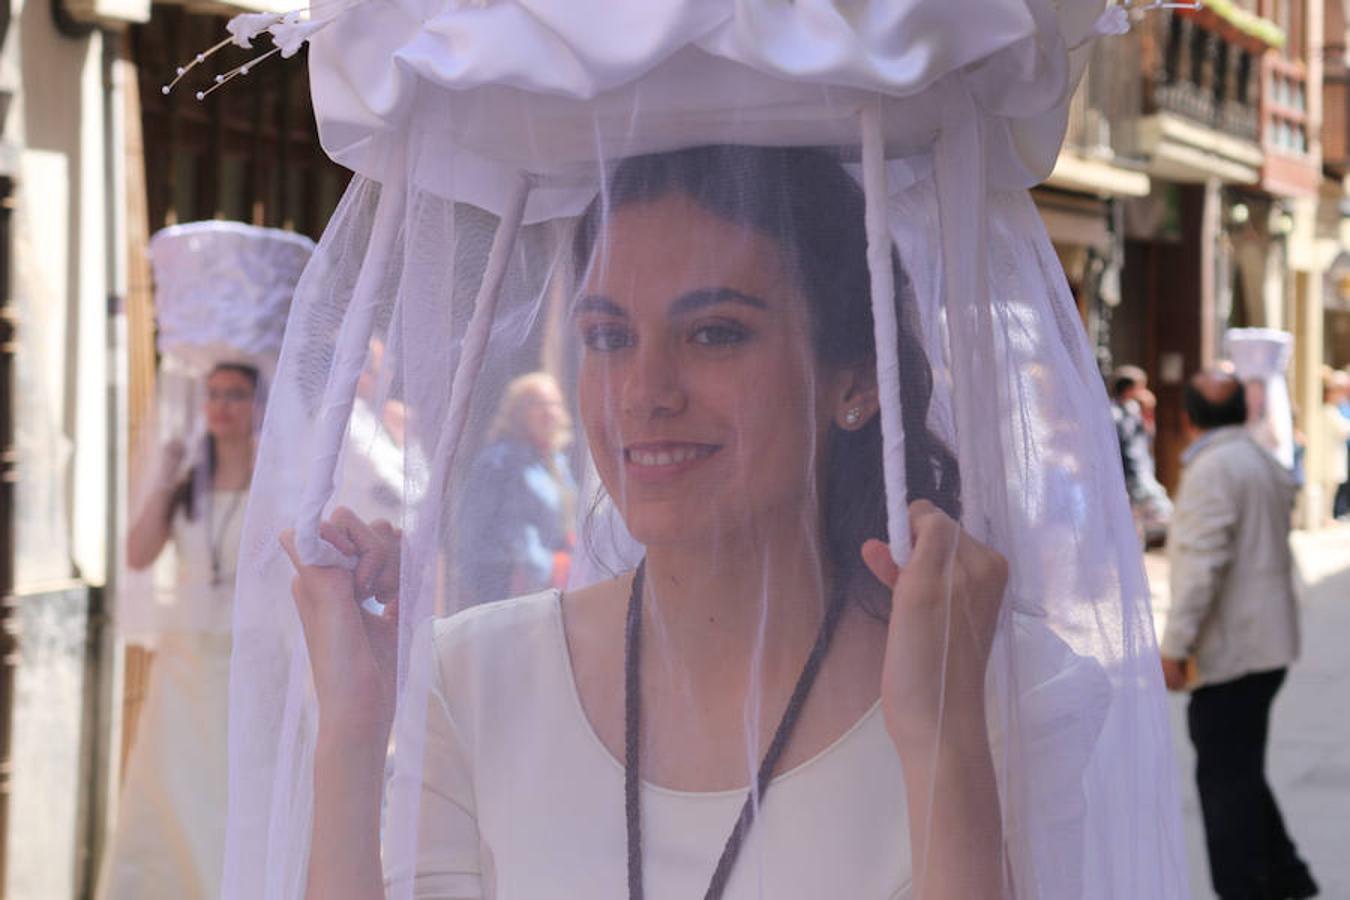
[384,618,486,900]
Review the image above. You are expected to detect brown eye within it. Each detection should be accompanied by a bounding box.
[690,322,749,347]
[583,323,635,352]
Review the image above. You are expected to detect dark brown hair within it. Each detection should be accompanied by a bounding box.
[1183,375,1247,431]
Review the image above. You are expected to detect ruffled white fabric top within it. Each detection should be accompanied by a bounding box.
[149,221,316,373]
[305,0,1107,207]
[1228,327,1295,380]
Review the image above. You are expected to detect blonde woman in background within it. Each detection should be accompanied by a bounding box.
[456,372,578,604]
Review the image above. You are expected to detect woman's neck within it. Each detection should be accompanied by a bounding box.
[212,435,254,490]
[640,521,831,691]
[617,521,888,792]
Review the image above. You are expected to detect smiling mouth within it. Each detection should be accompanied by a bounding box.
[623,443,721,468]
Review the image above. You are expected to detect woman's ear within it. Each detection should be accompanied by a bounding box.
[833,364,880,431]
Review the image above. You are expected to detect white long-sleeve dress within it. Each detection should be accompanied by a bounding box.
[97,490,245,900]
[383,588,1112,900]
[385,591,914,900]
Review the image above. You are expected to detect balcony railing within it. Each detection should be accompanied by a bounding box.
[1145,9,1262,144]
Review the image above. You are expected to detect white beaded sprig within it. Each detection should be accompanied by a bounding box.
[1072,1,1203,50]
[161,38,237,96]
[161,0,357,101]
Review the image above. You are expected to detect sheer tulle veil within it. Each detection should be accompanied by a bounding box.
[216,3,1191,898]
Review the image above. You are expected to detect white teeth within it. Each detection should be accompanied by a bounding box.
[628,445,712,467]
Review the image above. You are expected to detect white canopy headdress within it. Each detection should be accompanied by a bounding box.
[222,3,1191,899]
[150,220,315,375]
[1227,327,1297,470]
[144,219,313,449]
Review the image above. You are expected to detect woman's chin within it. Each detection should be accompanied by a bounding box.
[615,485,814,555]
[625,508,782,561]
[620,505,723,552]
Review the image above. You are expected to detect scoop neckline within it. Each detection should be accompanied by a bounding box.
[548,589,884,800]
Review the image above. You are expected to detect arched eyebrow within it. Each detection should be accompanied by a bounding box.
[572,287,768,319]
[669,287,768,316]
[572,295,626,317]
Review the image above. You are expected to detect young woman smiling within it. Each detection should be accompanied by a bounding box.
[284,147,1009,900]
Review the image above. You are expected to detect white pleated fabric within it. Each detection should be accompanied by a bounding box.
[151,221,313,375]
[222,3,1191,899]
[1228,327,1297,470]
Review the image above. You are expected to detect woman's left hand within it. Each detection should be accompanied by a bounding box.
[862,500,1008,756]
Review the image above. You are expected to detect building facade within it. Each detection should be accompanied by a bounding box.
[1041,1,1342,527]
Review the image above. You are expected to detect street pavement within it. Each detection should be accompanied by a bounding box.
[1146,524,1350,900]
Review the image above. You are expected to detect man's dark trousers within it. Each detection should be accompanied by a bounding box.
[1188,669,1316,900]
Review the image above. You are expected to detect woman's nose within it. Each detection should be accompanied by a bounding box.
[623,341,686,419]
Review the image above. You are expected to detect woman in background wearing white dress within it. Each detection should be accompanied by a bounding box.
[100,362,258,900]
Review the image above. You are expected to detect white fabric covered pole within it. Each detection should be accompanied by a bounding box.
[933,77,1008,552]
[294,182,407,567]
[860,100,911,566]
[420,173,532,588]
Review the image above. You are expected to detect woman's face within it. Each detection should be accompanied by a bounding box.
[204,368,257,441]
[575,193,847,548]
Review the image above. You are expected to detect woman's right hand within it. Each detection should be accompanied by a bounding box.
[153,438,188,490]
[280,507,401,747]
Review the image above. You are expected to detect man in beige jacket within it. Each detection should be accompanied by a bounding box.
[1162,368,1317,900]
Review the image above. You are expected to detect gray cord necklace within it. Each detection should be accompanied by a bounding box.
[623,559,846,900]
[206,487,246,587]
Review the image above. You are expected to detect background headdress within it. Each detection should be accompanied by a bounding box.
[1228,327,1297,469]
[149,220,315,376]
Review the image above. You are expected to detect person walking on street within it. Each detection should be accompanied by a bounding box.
[1111,364,1171,545]
[1161,368,1318,900]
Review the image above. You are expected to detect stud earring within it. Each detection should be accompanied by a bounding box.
[843,407,863,427]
